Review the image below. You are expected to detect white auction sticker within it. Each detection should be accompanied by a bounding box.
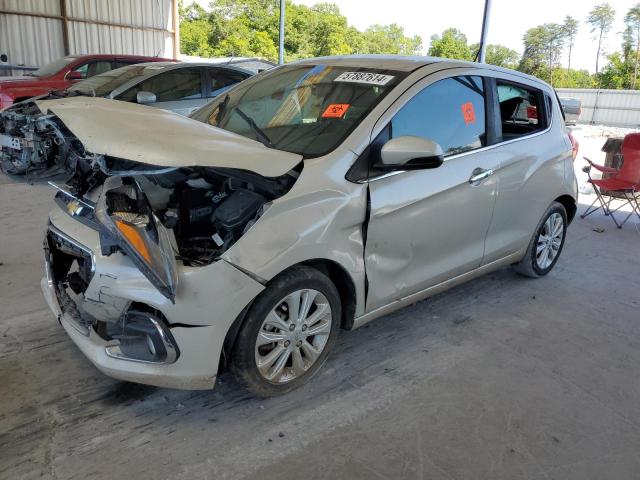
[334,72,395,86]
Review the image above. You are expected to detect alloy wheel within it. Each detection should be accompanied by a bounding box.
[535,212,564,270]
[254,289,332,384]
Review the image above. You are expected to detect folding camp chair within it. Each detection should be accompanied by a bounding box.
[581,132,640,229]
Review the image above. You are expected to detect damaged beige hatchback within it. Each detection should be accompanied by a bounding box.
[38,56,578,396]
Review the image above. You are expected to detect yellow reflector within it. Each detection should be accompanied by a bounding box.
[115,219,151,263]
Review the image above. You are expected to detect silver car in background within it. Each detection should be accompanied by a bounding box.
[67,58,273,115]
[0,59,272,175]
[37,56,577,396]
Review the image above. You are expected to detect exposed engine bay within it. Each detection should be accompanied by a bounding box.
[102,166,296,266]
[6,97,302,301]
[54,157,298,301]
[0,100,90,176]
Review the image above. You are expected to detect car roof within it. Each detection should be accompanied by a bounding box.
[289,55,551,90]
[291,55,436,72]
[126,61,255,75]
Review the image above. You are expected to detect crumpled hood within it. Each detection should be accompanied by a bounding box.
[35,97,303,178]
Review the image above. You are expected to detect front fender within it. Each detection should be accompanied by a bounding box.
[222,183,368,317]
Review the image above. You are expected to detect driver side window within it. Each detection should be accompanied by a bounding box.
[118,68,203,103]
[347,76,487,182]
[391,76,486,157]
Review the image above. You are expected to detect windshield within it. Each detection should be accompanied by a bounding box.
[68,64,159,96]
[29,56,78,77]
[190,64,406,157]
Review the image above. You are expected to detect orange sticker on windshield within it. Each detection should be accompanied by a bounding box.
[461,102,476,125]
[322,103,350,118]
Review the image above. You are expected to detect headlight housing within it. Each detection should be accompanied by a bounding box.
[95,176,178,301]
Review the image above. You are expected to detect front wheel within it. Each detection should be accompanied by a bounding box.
[513,202,567,278]
[230,266,341,397]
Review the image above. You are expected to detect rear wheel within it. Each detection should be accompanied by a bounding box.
[230,266,341,397]
[514,202,567,278]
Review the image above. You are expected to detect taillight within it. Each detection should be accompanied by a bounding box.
[568,132,579,162]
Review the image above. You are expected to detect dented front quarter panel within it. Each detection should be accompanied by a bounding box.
[47,201,266,389]
[222,148,368,318]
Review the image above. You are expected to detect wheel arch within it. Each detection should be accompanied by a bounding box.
[299,258,357,331]
[219,258,358,373]
[554,194,577,223]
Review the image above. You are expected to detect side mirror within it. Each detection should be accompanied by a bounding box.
[377,136,444,171]
[65,71,83,81]
[136,91,157,104]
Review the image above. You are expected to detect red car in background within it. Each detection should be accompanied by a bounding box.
[0,54,171,109]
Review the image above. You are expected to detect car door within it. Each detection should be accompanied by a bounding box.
[481,77,568,264]
[205,67,249,99]
[363,72,501,312]
[117,67,205,115]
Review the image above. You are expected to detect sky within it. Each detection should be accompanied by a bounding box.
[193,0,638,73]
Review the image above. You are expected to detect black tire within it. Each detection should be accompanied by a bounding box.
[230,266,341,397]
[513,201,568,278]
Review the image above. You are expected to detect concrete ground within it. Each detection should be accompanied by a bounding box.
[1,133,640,479]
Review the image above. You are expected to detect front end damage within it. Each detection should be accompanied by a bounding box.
[34,98,304,389]
[43,161,297,387]
[0,100,89,176]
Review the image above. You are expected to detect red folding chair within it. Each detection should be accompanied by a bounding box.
[581,132,640,228]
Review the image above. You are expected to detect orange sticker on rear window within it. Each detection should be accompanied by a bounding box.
[322,103,350,118]
[461,102,476,125]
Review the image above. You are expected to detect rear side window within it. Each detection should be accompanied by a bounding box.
[207,68,247,97]
[391,76,486,157]
[497,82,546,139]
[73,61,113,79]
[119,68,203,102]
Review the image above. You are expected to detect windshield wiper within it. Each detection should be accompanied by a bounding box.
[215,94,230,124]
[234,107,274,149]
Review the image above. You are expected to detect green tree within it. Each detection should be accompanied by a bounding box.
[179,2,215,57]
[486,44,520,68]
[587,3,616,74]
[518,25,560,83]
[361,24,422,55]
[544,23,567,85]
[470,43,520,68]
[562,16,579,72]
[308,3,352,57]
[178,0,421,62]
[428,28,472,60]
[550,67,596,88]
[625,4,640,87]
[599,52,633,88]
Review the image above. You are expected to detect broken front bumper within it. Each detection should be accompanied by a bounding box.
[42,200,265,390]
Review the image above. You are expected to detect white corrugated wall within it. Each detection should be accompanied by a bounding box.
[0,0,177,74]
[556,88,640,128]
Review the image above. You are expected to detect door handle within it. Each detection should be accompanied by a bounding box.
[469,168,494,185]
